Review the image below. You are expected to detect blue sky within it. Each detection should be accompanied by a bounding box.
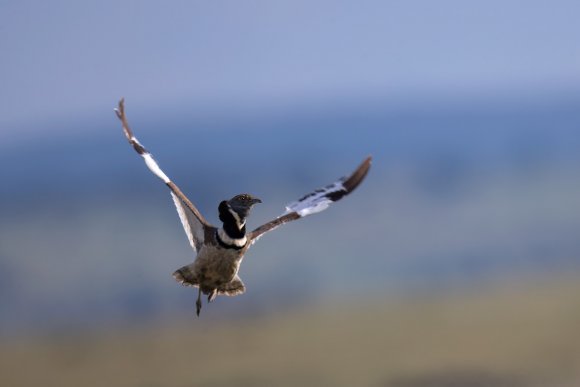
[1,1,580,332]
[1,0,579,140]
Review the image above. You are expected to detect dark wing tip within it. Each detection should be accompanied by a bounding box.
[249,156,371,242]
[343,155,372,193]
[115,98,138,146]
[114,98,125,119]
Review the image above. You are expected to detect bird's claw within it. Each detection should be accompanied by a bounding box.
[196,299,202,316]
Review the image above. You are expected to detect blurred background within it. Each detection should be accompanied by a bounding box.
[1,1,580,386]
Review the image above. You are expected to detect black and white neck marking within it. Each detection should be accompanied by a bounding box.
[217,201,248,249]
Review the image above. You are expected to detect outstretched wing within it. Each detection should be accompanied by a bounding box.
[249,156,372,243]
[115,98,212,252]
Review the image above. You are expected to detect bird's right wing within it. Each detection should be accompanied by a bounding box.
[115,98,212,252]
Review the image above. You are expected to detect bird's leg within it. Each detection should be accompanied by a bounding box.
[207,289,217,303]
[196,287,202,316]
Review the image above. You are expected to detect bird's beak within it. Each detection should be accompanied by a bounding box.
[251,198,262,205]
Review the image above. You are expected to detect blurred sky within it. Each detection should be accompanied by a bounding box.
[1,0,579,141]
[1,1,580,334]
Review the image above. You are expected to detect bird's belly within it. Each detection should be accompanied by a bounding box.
[193,246,242,288]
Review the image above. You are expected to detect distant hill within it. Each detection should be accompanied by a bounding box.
[1,92,579,333]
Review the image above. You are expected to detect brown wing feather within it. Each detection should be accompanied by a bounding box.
[115,98,212,251]
[249,156,371,242]
[249,212,301,242]
[343,156,372,193]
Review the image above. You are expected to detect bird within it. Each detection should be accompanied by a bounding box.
[115,99,371,316]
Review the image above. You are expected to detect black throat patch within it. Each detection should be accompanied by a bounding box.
[218,201,246,239]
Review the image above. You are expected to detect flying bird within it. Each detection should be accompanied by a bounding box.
[115,99,371,315]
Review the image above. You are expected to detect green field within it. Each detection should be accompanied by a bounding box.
[2,275,580,387]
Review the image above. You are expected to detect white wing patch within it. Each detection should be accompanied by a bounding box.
[171,192,204,252]
[249,156,371,245]
[116,99,212,253]
[142,152,170,183]
[285,180,346,217]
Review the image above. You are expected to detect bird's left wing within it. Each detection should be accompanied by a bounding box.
[249,156,372,243]
[115,98,212,252]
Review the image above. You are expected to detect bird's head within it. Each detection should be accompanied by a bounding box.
[227,194,262,219]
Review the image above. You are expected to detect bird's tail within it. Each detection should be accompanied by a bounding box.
[172,264,199,287]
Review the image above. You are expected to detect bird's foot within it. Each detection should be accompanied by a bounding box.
[207,289,217,303]
[196,298,202,316]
